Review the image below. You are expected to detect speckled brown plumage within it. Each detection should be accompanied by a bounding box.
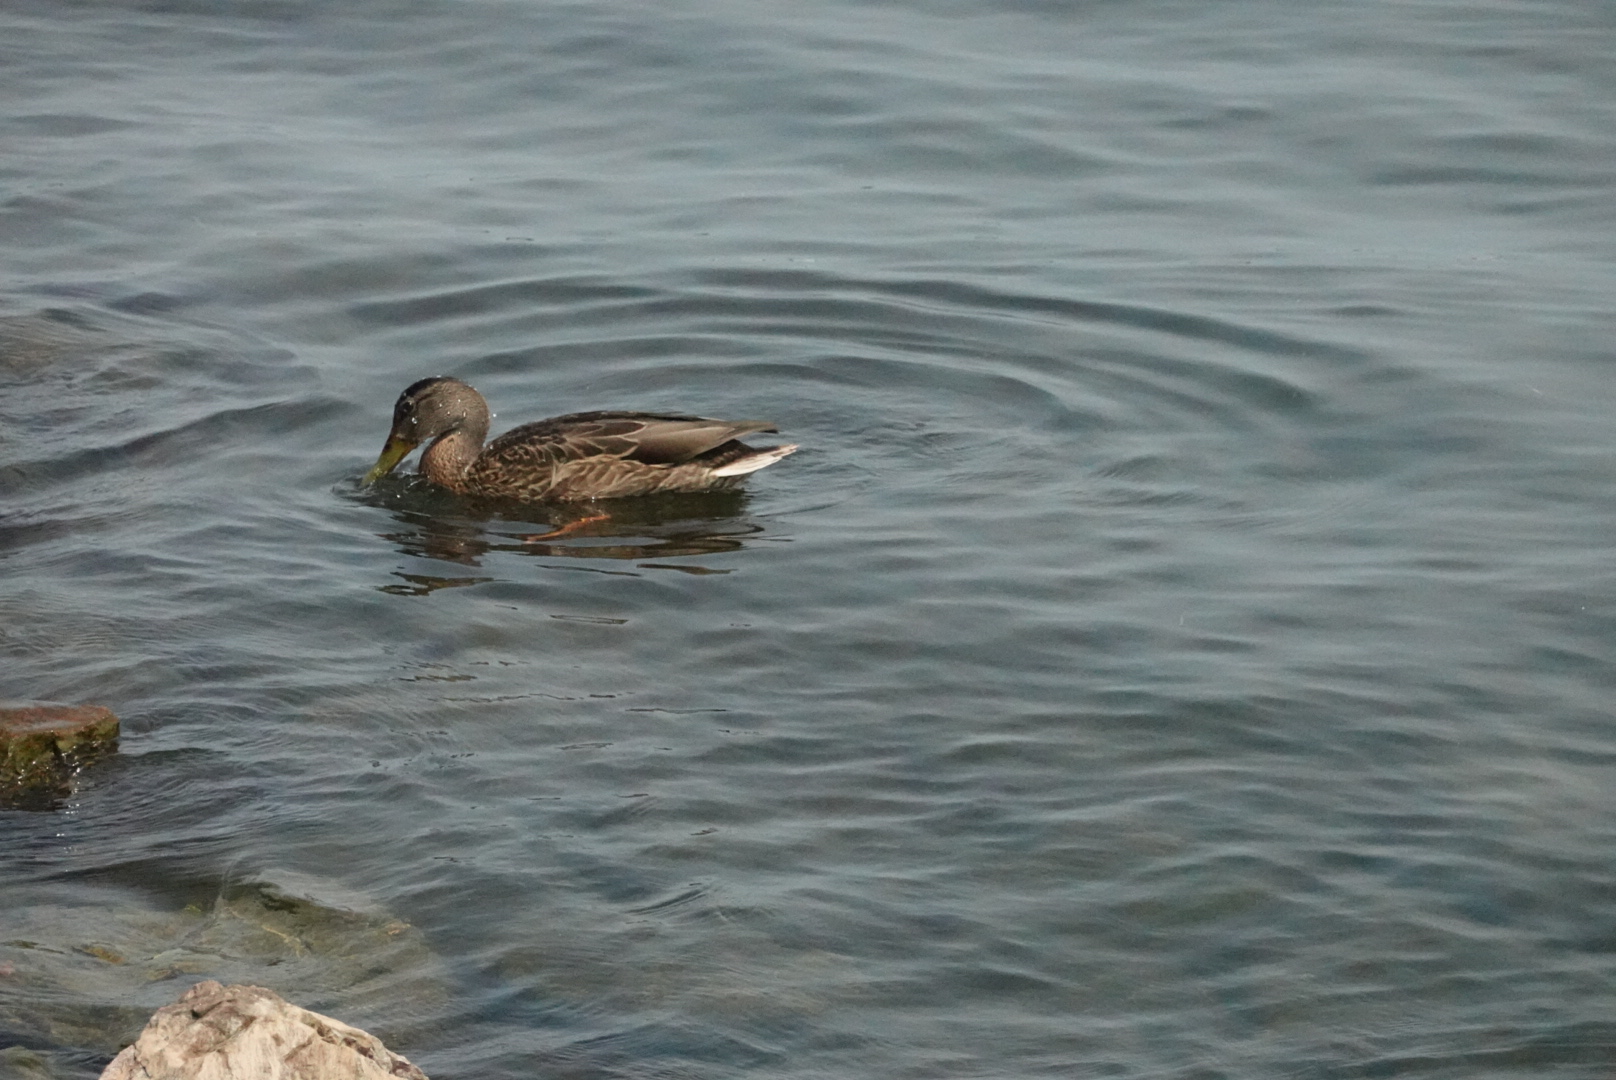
[363,377,797,502]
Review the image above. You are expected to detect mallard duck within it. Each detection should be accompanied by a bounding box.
[362,377,797,501]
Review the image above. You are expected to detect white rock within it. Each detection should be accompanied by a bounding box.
[99,980,427,1080]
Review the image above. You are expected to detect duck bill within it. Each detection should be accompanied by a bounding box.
[362,434,419,485]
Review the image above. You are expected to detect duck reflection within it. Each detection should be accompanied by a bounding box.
[377,571,493,597]
[366,481,767,588]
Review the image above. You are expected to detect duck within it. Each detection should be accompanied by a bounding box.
[362,376,797,502]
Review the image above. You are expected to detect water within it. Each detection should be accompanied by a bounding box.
[4,0,1616,1076]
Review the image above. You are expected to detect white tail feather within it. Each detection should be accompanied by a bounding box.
[710,443,799,477]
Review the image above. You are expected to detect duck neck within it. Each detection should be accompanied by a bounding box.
[420,428,485,492]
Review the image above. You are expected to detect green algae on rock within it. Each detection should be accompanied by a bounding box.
[0,704,119,810]
[0,872,452,1062]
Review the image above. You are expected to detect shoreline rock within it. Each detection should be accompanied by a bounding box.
[99,981,428,1080]
[0,703,119,810]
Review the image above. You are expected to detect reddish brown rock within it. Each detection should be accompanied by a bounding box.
[99,980,429,1080]
[0,703,119,809]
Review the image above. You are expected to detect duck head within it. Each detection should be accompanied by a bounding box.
[362,376,492,485]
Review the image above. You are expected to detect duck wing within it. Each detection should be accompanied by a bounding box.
[489,411,780,465]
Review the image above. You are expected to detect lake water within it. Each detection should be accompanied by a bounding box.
[4,1,1616,1077]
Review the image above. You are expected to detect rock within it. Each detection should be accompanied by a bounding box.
[0,873,451,1058]
[0,1045,62,1080]
[0,309,110,374]
[98,981,428,1080]
[0,704,119,810]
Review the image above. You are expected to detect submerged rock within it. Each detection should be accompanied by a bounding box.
[0,873,450,1062]
[99,981,428,1080]
[0,704,119,810]
[0,308,111,374]
[0,1046,65,1080]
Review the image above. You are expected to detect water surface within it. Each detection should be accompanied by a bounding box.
[4,1,1616,1078]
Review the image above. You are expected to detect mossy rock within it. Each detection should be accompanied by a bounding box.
[0,1047,54,1080]
[0,871,451,1058]
[0,705,119,811]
